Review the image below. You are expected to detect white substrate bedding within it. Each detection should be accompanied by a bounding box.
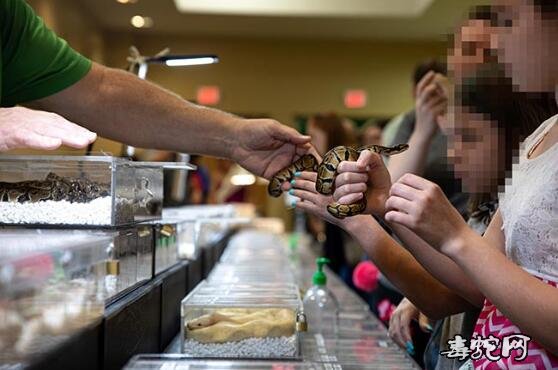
[183,336,297,358]
[0,197,112,225]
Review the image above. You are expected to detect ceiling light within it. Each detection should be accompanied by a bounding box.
[117,0,137,4]
[230,174,256,186]
[165,57,218,67]
[173,0,435,18]
[131,15,153,28]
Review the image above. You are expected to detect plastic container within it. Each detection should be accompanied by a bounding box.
[180,281,306,359]
[124,355,326,370]
[302,258,340,335]
[207,263,296,285]
[90,225,154,302]
[0,230,112,366]
[149,220,180,275]
[0,155,193,227]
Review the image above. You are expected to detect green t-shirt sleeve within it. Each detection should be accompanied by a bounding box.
[1,0,92,107]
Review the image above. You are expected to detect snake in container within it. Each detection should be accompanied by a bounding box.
[0,172,109,203]
[268,144,409,219]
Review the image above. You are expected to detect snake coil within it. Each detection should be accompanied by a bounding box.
[268,144,409,219]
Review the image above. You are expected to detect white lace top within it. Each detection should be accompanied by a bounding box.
[499,114,558,281]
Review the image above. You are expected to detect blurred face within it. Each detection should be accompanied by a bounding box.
[362,126,382,146]
[444,106,504,193]
[307,119,328,155]
[448,19,493,80]
[493,0,558,92]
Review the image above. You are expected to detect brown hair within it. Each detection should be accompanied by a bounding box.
[310,113,352,151]
[457,63,558,217]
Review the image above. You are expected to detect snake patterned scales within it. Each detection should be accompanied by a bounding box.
[267,143,409,219]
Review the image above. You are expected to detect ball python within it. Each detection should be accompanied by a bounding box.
[268,143,409,219]
[186,308,295,343]
[0,172,110,204]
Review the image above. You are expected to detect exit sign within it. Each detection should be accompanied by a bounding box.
[344,89,367,109]
[197,85,221,106]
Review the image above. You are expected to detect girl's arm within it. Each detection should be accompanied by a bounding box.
[386,174,558,354]
[343,215,480,318]
[290,171,478,318]
[447,212,558,354]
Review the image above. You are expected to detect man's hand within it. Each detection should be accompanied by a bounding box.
[414,71,448,141]
[231,118,313,179]
[0,107,97,152]
[333,150,392,217]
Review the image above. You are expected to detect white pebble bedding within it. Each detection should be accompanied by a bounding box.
[183,336,297,358]
[0,197,112,226]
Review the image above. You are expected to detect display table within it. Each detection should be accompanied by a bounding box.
[124,230,420,370]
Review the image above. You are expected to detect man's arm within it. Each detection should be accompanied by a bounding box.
[28,63,242,158]
[26,63,312,178]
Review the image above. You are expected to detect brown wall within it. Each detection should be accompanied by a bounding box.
[102,33,445,125]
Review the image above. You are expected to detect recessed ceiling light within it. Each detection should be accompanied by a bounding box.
[117,0,137,4]
[130,15,153,28]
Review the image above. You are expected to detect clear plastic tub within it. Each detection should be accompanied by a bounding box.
[89,225,153,301]
[0,155,193,227]
[181,281,305,359]
[150,220,180,275]
[207,263,296,285]
[124,356,326,370]
[0,230,111,366]
[302,334,418,368]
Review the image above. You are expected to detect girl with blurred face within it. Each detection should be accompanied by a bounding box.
[328,1,558,367]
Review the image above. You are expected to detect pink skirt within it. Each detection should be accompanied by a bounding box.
[472,273,558,369]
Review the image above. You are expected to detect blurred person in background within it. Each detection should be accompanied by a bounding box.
[359,119,384,147]
[354,58,466,363]
[185,155,211,205]
[389,6,504,368]
[386,59,468,217]
[303,113,354,282]
[211,159,247,203]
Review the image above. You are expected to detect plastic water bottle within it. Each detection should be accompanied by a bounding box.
[303,257,340,335]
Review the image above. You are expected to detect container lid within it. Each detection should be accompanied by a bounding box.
[124,355,326,369]
[182,280,302,308]
[0,230,112,295]
[0,154,196,170]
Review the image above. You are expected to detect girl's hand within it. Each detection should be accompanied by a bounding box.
[332,150,392,217]
[288,171,346,227]
[389,298,433,354]
[384,173,470,255]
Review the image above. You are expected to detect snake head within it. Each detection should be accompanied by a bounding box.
[391,143,409,154]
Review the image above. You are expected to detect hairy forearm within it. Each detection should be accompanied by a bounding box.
[449,231,558,354]
[389,222,485,307]
[342,215,476,319]
[387,132,432,183]
[29,63,240,157]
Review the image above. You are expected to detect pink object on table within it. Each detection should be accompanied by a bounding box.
[352,260,380,293]
[377,299,396,323]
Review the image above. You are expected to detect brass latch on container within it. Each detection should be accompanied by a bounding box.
[160,224,175,237]
[295,311,308,332]
[106,260,120,275]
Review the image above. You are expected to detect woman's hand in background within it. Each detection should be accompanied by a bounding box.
[389,298,433,354]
